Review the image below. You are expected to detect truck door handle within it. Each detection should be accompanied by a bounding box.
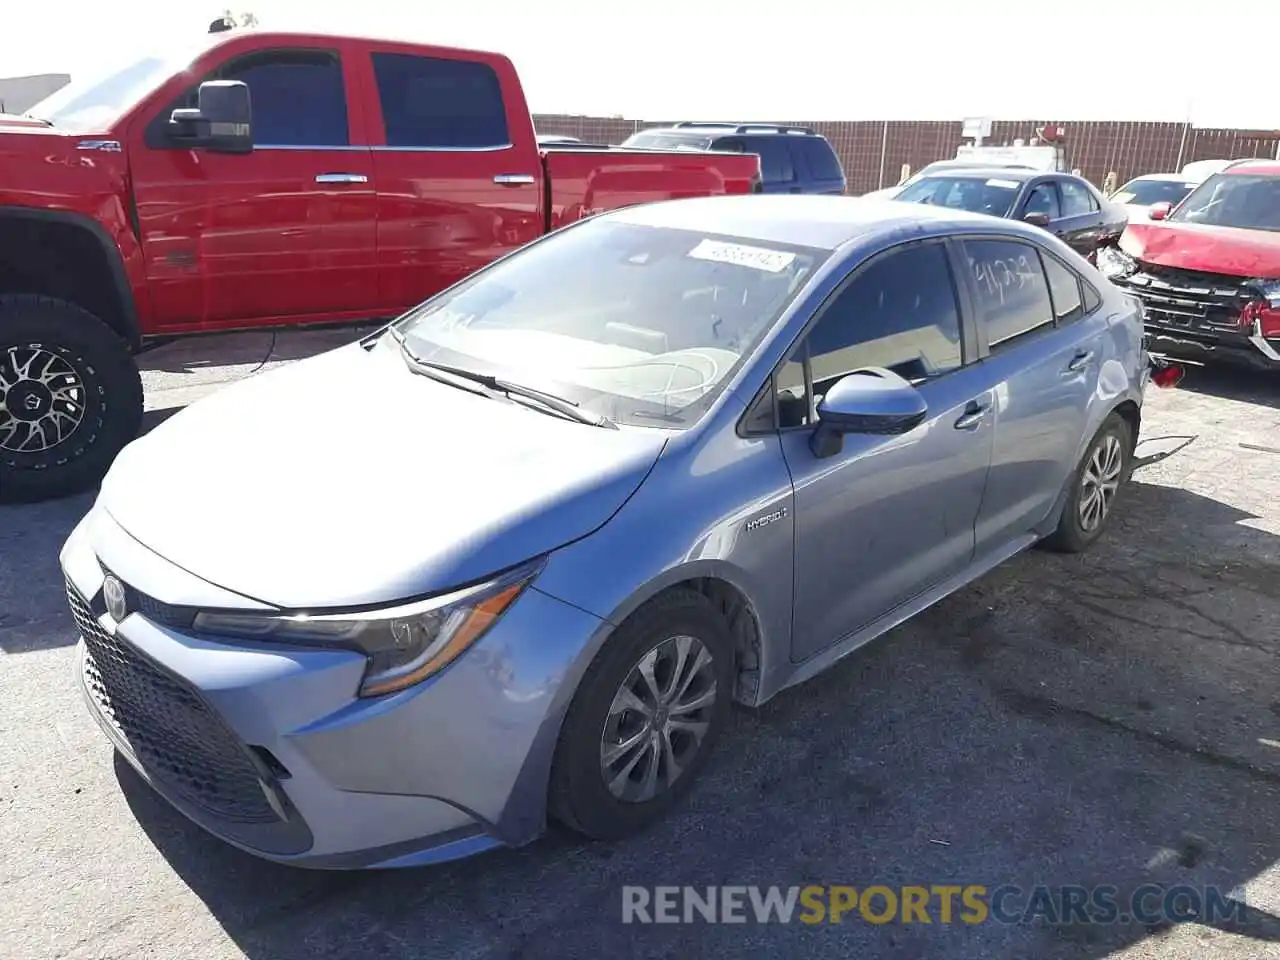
[493,174,536,186]
[954,399,990,431]
[1063,350,1094,374]
[315,173,368,184]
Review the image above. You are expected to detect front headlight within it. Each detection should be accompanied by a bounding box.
[1096,246,1137,280]
[1246,279,1280,308]
[192,559,544,697]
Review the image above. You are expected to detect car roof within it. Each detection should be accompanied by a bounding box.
[913,167,1044,183]
[1123,172,1194,182]
[632,124,823,139]
[604,194,1046,251]
[924,159,1035,170]
[1223,159,1280,177]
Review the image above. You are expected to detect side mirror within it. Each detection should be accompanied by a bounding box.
[1147,201,1172,221]
[810,368,928,459]
[169,80,252,154]
[1023,211,1052,228]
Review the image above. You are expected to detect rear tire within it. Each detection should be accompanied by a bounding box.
[549,588,734,841]
[0,295,143,504]
[1042,412,1132,554]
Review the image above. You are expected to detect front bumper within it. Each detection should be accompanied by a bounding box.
[1116,276,1280,371]
[60,507,606,869]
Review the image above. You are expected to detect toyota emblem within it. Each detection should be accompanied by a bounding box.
[102,575,128,622]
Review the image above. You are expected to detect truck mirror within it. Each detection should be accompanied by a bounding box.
[169,80,253,154]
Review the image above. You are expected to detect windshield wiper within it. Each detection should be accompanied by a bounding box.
[19,113,53,126]
[399,342,616,430]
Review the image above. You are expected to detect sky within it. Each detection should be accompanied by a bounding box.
[1,0,1273,129]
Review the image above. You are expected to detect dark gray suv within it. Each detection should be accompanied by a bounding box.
[622,122,846,195]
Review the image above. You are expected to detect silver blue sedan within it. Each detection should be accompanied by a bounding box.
[62,195,1155,869]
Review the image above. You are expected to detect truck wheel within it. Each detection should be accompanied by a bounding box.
[549,588,733,841]
[0,295,143,504]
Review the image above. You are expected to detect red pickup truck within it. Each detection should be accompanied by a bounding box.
[0,30,760,502]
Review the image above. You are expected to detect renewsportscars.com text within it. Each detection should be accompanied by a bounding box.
[621,884,1248,926]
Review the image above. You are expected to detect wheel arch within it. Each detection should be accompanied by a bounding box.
[593,564,766,707]
[0,206,141,349]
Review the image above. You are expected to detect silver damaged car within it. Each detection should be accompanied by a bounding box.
[61,195,1159,868]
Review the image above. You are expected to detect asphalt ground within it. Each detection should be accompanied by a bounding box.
[3,327,1280,959]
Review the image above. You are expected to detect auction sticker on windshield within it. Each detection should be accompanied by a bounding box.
[688,239,797,273]
[986,179,1021,189]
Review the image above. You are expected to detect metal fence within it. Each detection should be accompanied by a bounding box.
[532,114,1280,195]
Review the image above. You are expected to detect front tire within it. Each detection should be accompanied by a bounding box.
[1043,412,1132,554]
[549,588,734,841]
[0,295,143,504]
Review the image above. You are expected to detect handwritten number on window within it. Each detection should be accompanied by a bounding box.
[971,255,1037,305]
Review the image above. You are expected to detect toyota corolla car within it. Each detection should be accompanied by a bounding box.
[62,195,1158,869]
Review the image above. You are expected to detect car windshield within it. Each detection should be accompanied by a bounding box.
[1112,178,1197,207]
[895,175,1021,218]
[24,38,216,132]
[1169,173,1280,232]
[622,132,714,151]
[395,219,828,429]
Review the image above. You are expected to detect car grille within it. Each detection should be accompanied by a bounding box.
[1123,263,1255,333]
[68,580,280,824]
[100,567,197,630]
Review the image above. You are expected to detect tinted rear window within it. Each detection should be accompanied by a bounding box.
[372,53,508,149]
[796,137,843,181]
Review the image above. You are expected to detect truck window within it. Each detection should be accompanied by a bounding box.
[371,53,510,149]
[222,50,349,146]
[146,49,349,148]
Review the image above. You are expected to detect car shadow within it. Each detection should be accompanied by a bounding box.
[1172,363,1280,412]
[136,323,383,376]
[117,478,1280,958]
[0,491,93,653]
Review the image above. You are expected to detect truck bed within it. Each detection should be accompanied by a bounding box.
[540,147,760,232]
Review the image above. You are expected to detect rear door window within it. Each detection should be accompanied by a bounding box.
[371,52,509,149]
[752,138,796,185]
[963,238,1055,350]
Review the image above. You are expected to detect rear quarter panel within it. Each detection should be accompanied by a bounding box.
[542,149,759,230]
[1081,280,1148,462]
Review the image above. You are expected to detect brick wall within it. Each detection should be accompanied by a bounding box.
[533,114,1280,195]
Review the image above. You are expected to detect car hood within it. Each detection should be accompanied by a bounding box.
[100,340,668,609]
[1121,220,1280,277]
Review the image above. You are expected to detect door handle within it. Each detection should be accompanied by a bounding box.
[954,400,990,431]
[315,173,368,184]
[1063,350,1094,375]
[493,174,536,186]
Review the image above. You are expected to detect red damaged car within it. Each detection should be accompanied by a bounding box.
[1097,158,1280,371]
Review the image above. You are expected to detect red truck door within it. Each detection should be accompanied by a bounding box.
[127,43,380,331]
[355,44,545,314]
